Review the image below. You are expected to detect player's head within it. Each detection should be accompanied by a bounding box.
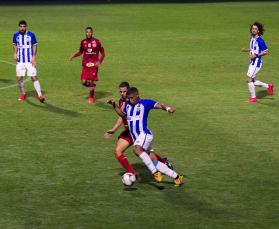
[18,20,27,35]
[250,22,265,36]
[119,82,130,99]
[85,27,93,39]
[126,87,140,105]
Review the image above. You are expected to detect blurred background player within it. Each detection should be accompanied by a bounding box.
[106,87,183,187]
[105,82,173,176]
[241,21,273,102]
[13,20,45,102]
[70,27,105,103]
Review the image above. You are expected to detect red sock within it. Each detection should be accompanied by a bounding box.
[89,83,96,98]
[154,153,166,164]
[117,154,136,174]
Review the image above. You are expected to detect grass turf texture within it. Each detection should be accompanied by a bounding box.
[1,2,279,228]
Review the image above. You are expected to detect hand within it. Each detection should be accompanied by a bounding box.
[104,130,115,139]
[14,53,18,60]
[69,55,75,61]
[168,107,176,114]
[249,54,256,59]
[95,61,101,68]
[31,57,36,67]
[241,48,246,52]
[106,100,115,105]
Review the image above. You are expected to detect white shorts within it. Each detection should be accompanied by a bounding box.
[247,63,262,78]
[16,63,37,77]
[134,133,153,153]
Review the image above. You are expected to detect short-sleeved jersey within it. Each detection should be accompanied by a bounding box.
[123,99,157,142]
[13,31,37,63]
[79,38,104,65]
[119,98,129,127]
[250,36,268,67]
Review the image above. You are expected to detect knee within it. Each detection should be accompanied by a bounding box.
[133,146,142,156]
[114,149,122,157]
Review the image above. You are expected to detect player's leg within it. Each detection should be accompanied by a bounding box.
[254,80,274,95]
[133,134,157,174]
[115,137,136,174]
[87,79,96,103]
[149,151,183,186]
[245,64,258,102]
[26,63,44,102]
[16,63,26,100]
[150,149,173,169]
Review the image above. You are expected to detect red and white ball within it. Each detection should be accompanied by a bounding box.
[122,172,136,186]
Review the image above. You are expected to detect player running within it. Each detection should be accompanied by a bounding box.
[13,20,45,102]
[70,27,105,103]
[106,87,183,187]
[105,82,173,178]
[242,21,273,102]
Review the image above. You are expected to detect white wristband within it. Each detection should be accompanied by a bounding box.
[166,107,171,112]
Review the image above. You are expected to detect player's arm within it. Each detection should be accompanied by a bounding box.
[106,100,126,117]
[31,44,37,67]
[154,103,176,114]
[70,41,83,61]
[95,42,105,68]
[104,116,123,139]
[249,50,269,59]
[241,48,250,52]
[13,44,18,60]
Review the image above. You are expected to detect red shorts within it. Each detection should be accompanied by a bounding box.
[81,67,99,81]
[118,129,133,145]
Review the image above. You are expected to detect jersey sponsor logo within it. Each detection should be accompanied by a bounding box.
[87,49,92,52]
[127,116,140,121]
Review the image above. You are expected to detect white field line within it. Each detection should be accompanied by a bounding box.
[0,60,31,90]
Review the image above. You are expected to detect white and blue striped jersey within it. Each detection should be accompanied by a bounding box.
[250,36,268,67]
[123,99,157,142]
[13,31,37,63]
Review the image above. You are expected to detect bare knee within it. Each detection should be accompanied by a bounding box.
[133,145,143,156]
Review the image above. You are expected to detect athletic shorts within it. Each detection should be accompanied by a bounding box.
[247,62,262,78]
[16,63,37,77]
[81,67,98,81]
[134,133,153,153]
[118,129,133,145]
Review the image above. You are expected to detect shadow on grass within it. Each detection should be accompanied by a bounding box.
[25,91,81,117]
[0,78,14,84]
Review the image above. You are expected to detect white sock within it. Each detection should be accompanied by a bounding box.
[18,80,25,94]
[34,80,42,97]
[248,82,256,98]
[254,80,268,88]
[139,152,157,174]
[155,161,177,178]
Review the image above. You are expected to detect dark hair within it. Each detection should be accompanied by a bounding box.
[119,82,130,89]
[85,27,93,31]
[19,20,27,26]
[126,87,138,96]
[250,21,265,36]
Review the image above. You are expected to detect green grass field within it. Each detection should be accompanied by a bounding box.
[0,1,279,228]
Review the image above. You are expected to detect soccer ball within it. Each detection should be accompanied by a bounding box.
[122,172,136,186]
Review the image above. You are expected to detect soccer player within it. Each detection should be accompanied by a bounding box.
[242,21,274,102]
[70,27,105,103]
[13,20,45,102]
[104,82,173,176]
[106,87,183,187]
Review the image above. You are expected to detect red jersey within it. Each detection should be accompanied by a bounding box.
[119,98,128,127]
[75,37,105,66]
